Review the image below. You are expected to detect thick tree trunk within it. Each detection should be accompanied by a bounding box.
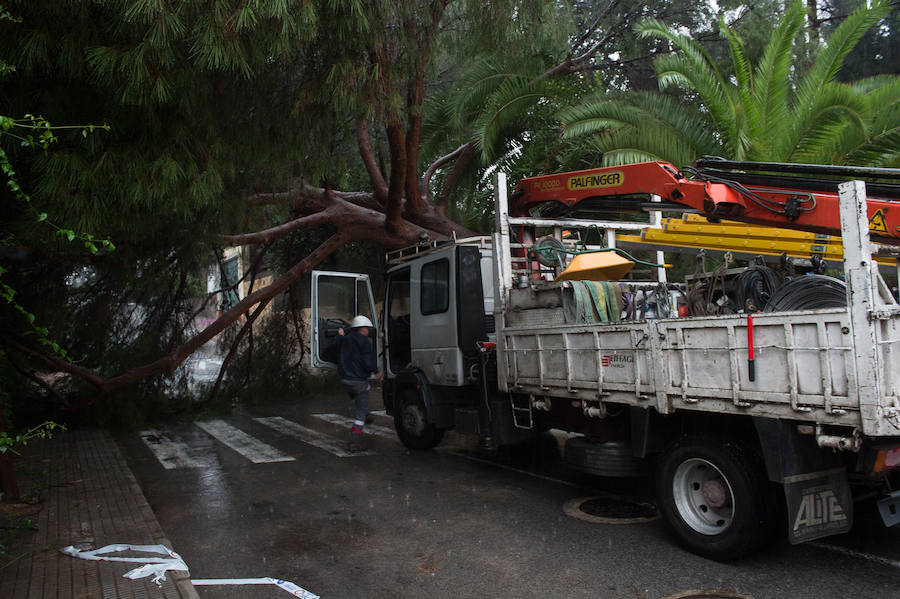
[404,72,426,218]
[384,121,409,234]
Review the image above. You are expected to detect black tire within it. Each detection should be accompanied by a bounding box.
[656,435,778,561]
[394,390,444,450]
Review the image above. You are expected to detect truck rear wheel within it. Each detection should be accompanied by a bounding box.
[656,435,778,561]
[394,390,444,450]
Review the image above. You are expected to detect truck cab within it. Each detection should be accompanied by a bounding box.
[313,238,516,449]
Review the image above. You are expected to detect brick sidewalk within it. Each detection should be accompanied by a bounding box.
[0,429,198,599]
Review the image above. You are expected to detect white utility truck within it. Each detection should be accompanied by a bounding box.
[311,159,900,560]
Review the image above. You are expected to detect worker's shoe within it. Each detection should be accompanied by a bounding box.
[348,426,365,452]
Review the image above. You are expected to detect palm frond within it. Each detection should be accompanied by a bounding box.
[627,92,719,158]
[591,121,698,167]
[558,100,652,138]
[636,19,721,81]
[559,92,719,163]
[751,1,805,152]
[845,129,900,167]
[472,75,557,162]
[598,148,664,166]
[719,17,756,137]
[841,77,900,166]
[785,83,867,162]
[856,76,900,133]
[851,75,900,96]
[637,18,736,152]
[797,0,891,108]
[789,0,891,156]
[447,58,544,132]
[651,54,734,140]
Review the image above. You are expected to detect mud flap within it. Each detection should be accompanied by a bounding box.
[784,467,853,544]
[877,490,900,527]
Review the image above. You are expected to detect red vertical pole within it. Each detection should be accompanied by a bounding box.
[747,314,755,382]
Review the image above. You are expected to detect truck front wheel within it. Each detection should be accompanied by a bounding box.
[656,435,778,561]
[394,390,444,450]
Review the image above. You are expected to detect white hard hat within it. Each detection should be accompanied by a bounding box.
[350,315,373,329]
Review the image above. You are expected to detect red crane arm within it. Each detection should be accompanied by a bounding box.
[511,161,900,246]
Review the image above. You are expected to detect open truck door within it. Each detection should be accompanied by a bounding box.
[310,270,378,369]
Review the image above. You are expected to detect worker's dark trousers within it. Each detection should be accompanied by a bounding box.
[340,379,370,444]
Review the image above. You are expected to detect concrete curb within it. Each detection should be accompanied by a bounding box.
[119,444,201,599]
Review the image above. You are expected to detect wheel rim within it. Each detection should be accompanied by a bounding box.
[672,457,735,535]
[401,403,426,437]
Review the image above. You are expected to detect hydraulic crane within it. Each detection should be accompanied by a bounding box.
[511,158,900,246]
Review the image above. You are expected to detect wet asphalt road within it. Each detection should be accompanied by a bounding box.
[117,387,900,599]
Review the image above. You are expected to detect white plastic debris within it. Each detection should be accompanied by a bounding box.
[193,577,320,598]
[61,543,320,597]
[60,544,189,585]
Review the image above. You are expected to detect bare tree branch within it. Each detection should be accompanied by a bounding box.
[222,207,341,246]
[420,141,475,201]
[5,233,350,396]
[436,142,475,215]
[287,282,306,369]
[570,0,622,56]
[3,338,107,389]
[5,354,72,410]
[533,0,629,85]
[205,297,271,406]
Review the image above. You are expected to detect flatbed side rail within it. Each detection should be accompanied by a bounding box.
[499,309,867,427]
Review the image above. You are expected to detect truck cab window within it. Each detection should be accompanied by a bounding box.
[421,259,449,315]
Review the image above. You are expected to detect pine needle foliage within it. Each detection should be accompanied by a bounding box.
[1,0,585,417]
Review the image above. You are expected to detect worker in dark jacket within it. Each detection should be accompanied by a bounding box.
[329,315,382,452]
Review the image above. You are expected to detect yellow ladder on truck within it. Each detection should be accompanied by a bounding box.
[616,213,897,266]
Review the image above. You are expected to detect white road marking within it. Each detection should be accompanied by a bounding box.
[195,420,295,464]
[140,429,212,470]
[311,413,396,439]
[809,541,900,569]
[254,416,373,458]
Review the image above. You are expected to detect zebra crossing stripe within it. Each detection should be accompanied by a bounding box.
[254,416,373,458]
[195,420,295,464]
[140,429,212,470]
[311,413,396,439]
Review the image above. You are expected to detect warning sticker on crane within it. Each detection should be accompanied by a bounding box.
[869,209,888,234]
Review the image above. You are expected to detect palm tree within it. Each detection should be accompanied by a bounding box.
[559,0,899,167]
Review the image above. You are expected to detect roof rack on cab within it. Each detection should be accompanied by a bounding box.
[385,235,492,265]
